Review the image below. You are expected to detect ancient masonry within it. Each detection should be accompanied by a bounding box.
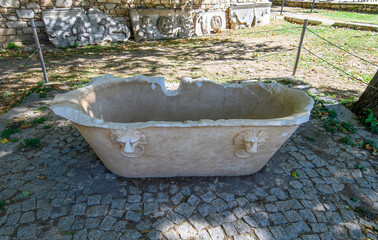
[0,0,271,47]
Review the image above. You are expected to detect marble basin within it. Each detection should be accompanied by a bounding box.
[50,75,314,178]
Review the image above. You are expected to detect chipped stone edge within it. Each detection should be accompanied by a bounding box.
[50,74,314,130]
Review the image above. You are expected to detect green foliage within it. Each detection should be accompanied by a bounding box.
[291,171,300,178]
[1,128,20,139]
[68,42,79,49]
[340,97,356,109]
[21,190,30,198]
[322,119,355,133]
[32,117,46,125]
[6,42,20,50]
[350,197,359,203]
[359,109,378,133]
[34,106,48,113]
[354,164,366,171]
[21,138,40,149]
[65,231,75,235]
[341,136,359,146]
[305,136,316,142]
[0,200,5,210]
[43,125,52,129]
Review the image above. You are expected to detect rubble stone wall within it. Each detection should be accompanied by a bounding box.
[270,0,378,14]
[0,0,263,47]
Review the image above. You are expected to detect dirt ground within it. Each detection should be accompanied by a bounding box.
[0,18,376,115]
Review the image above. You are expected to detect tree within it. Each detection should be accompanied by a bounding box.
[353,70,378,118]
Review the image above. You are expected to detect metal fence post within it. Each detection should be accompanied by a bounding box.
[293,19,308,76]
[280,0,286,15]
[310,0,316,13]
[31,19,49,83]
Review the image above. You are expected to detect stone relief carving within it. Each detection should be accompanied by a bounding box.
[194,11,226,36]
[130,9,194,41]
[234,129,268,158]
[157,17,174,36]
[109,129,147,158]
[229,3,272,29]
[42,7,130,48]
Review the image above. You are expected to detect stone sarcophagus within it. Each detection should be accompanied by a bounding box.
[229,2,272,29]
[194,11,227,36]
[50,75,314,178]
[42,7,130,48]
[130,9,194,41]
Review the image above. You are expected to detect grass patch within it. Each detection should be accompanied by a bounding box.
[20,138,41,149]
[6,42,20,50]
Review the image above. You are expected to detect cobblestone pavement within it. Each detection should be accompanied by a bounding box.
[0,80,377,240]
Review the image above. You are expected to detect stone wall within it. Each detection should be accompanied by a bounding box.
[270,0,378,13]
[0,0,262,47]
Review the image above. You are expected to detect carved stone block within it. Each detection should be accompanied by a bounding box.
[194,11,227,36]
[42,7,130,48]
[130,9,194,41]
[229,3,271,29]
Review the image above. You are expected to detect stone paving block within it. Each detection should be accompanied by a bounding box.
[207,213,224,226]
[86,205,108,217]
[36,207,52,221]
[71,203,86,215]
[99,216,116,230]
[147,230,162,240]
[165,210,184,224]
[270,187,288,200]
[72,217,86,230]
[201,192,217,203]
[301,234,321,240]
[233,220,250,234]
[344,222,365,239]
[208,226,226,240]
[22,198,36,211]
[119,229,142,240]
[212,198,228,212]
[198,203,216,217]
[235,197,249,207]
[99,231,121,240]
[164,229,180,240]
[125,203,142,211]
[269,226,290,240]
[6,212,20,226]
[233,235,254,240]
[198,230,211,240]
[270,212,288,225]
[254,228,274,240]
[252,212,269,227]
[325,212,343,224]
[20,211,35,224]
[170,192,184,205]
[153,218,174,232]
[86,218,101,229]
[135,219,152,231]
[156,193,169,203]
[144,202,159,215]
[17,224,37,239]
[233,207,247,219]
[299,209,317,223]
[127,195,142,203]
[310,223,328,233]
[73,229,87,240]
[222,222,238,236]
[188,214,209,231]
[187,194,200,206]
[125,211,141,222]
[176,222,196,239]
[111,199,126,209]
[292,221,311,234]
[174,203,195,218]
[87,195,101,205]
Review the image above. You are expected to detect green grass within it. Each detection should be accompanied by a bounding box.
[316,10,378,25]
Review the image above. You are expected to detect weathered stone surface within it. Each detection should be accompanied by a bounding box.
[50,75,313,178]
[130,9,194,41]
[229,3,271,29]
[6,21,28,28]
[56,0,73,8]
[194,11,226,36]
[42,7,130,48]
[16,9,34,19]
[0,0,20,8]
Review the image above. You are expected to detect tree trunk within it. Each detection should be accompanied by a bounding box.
[353,70,378,118]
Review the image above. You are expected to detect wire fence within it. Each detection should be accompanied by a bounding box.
[0,49,38,83]
[302,24,377,91]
